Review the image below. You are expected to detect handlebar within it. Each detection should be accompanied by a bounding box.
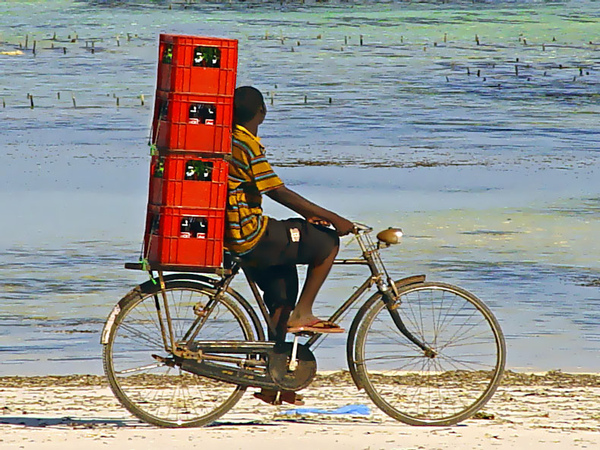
[352,222,373,234]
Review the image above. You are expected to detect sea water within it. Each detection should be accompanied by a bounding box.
[0,0,599,375]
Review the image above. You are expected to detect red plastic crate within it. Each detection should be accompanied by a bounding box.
[144,205,225,268]
[152,92,233,153]
[157,34,237,95]
[148,154,228,208]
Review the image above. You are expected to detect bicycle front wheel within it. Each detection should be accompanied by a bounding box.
[103,279,257,427]
[353,282,505,426]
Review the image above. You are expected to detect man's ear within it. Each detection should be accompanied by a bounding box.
[257,104,267,124]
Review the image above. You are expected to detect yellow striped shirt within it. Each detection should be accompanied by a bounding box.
[225,125,284,255]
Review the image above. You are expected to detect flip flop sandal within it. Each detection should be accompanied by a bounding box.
[287,319,345,334]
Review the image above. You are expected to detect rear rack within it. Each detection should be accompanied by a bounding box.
[125,262,231,275]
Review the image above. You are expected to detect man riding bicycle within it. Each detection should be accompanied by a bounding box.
[225,86,354,347]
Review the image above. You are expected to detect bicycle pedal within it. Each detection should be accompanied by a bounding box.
[291,330,315,337]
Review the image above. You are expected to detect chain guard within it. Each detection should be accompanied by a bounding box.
[267,342,316,391]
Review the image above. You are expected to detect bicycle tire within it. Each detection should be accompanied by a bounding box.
[103,279,258,428]
[352,281,505,426]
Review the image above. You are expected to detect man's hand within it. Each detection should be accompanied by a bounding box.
[307,216,354,236]
[307,217,332,227]
[330,216,355,236]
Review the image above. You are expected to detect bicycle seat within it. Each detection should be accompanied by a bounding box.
[376,228,403,245]
[223,252,241,269]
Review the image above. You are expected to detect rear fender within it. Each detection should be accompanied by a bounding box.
[100,275,219,345]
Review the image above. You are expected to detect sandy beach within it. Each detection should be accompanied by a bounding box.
[1,371,598,450]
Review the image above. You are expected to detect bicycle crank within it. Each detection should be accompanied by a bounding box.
[267,341,316,391]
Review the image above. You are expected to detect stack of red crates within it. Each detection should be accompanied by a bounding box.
[144,34,238,269]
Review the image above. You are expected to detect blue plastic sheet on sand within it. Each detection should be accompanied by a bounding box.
[280,404,371,416]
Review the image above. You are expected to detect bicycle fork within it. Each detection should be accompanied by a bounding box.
[383,289,437,359]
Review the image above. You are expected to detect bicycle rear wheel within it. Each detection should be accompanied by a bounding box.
[352,282,505,426]
[103,279,257,427]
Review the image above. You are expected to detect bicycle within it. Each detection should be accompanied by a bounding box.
[101,223,506,428]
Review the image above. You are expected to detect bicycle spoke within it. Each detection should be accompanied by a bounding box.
[116,362,166,375]
[118,322,165,349]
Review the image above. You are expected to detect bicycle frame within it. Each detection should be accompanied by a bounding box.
[200,226,431,353]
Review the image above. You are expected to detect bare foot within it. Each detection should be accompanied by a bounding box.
[286,313,320,329]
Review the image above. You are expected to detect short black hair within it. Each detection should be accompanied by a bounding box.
[233,86,264,126]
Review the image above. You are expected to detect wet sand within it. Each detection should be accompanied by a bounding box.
[0,371,598,449]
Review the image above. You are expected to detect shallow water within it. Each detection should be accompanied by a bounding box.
[0,0,599,375]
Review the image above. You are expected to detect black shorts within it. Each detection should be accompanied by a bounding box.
[240,218,339,313]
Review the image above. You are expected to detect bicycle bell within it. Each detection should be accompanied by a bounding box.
[376,227,403,248]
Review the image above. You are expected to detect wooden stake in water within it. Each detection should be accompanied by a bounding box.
[72,94,77,108]
[29,94,34,109]
[140,94,145,106]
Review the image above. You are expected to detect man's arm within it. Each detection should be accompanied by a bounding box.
[266,185,354,236]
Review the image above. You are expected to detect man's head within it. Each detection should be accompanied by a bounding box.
[233,86,266,127]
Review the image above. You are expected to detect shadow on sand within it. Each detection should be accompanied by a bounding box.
[0,416,285,429]
[0,416,139,428]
